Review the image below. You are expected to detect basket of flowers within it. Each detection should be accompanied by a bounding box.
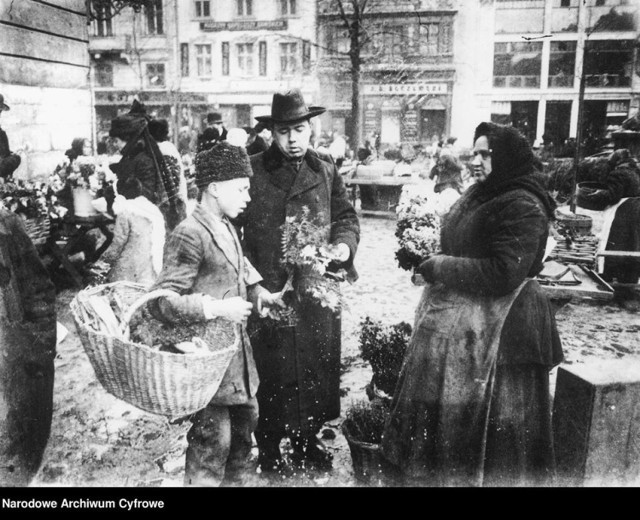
[0,180,52,247]
[70,281,240,419]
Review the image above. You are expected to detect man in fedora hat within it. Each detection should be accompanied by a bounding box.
[0,94,22,179]
[240,89,360,473]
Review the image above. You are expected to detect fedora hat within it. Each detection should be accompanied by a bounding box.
[0,94,10,112]
[255,89,325,125]
[207,112,224,124]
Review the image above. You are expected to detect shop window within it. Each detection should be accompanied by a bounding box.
[195,1,211,18]
[493,42,542,88]
[92,4,113,36]
[280,0,297,16]
[146,63,165,88]
[259,42,267,76]
[222,42,230,76]
[237,43,254,76]
[146,0,163,35]
[236,0,252,17]
[280,43,298,75]
[584,40,633,88]
[196,44,212,78]
[181,43,189,77]
[548,41,576,87]
[95,62,113,87]
[560,0,571,7]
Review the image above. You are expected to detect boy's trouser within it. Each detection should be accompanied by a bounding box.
[184,397,259,487]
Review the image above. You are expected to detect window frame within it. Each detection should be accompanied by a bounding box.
[279,42,299,75]
[236,0,253,17]
[195,43,213,78]
[237,42,255,76]
[195,0,211,18]
[145,0,164,35]
[280,0,297,16]
[146,62,166,88]
[95,62,114,87]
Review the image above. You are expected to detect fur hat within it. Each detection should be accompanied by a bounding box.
[195,141,253,188]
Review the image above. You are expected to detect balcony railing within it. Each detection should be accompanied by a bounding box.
[585,74,631,88]
[493,75,541,88]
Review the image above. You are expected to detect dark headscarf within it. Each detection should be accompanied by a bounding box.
[472,122,555,217]
[110,100,185,230]
[65,138,87,162]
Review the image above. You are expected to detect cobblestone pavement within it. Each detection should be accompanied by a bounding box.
[31,215,640,488]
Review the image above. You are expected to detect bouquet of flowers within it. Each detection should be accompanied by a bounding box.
[0,179,50,219]
[395,194,441,272]
[262,207,347,324]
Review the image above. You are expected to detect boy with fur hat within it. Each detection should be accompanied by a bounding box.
[149,141,283,487]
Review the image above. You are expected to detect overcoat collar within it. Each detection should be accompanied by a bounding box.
[191,203,241,273]
[262,144,325,198]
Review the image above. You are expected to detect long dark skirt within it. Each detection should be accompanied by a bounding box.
[483,363,556,487]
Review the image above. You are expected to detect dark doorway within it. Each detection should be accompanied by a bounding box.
[511,101,538,143]
[420,109,445,143]
[544,101,572,148]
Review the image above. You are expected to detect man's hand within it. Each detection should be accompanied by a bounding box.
[257,291,287,317]
[326,243,350,263]
[203,296,253,324]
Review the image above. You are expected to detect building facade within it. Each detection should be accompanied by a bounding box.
[176,0,319,146]
[89,0,179,148]
[0,0,91,180]
[317,0,460,148]
[481,0,639,151]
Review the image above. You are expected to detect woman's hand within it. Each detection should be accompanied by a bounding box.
[418,256,437,283]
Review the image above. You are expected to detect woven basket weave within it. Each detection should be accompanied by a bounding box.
[70,282,239,419]
[23,215,50,247]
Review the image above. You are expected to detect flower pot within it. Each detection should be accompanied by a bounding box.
[72,187,97,217]
[342,422,386,486]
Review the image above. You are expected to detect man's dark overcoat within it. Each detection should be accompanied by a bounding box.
[243,144,360,435]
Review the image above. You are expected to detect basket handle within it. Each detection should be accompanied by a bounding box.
[121,289,244,347]
[121,289,181,335]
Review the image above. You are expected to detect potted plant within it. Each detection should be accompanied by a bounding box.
[342,398,392,486]
[358,317,412,398]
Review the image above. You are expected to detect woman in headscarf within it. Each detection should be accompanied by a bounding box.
[109,101,186,232]
[381,122,564,487]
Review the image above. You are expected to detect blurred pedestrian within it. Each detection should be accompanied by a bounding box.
[0,94,22,180]
[108,100,186,232]
[0,207,56,486]
[148,118,188,206]
[246,122,271,156]
[99,177,165,287]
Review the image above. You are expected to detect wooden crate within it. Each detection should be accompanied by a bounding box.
[553,359,640,486]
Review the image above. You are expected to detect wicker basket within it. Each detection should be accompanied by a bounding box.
[70,281,239,419]
[342,422,387,486]
[23,215,50,247]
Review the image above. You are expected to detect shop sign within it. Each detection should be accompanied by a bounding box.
[363,83,447,95]
[200,20,288,31]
